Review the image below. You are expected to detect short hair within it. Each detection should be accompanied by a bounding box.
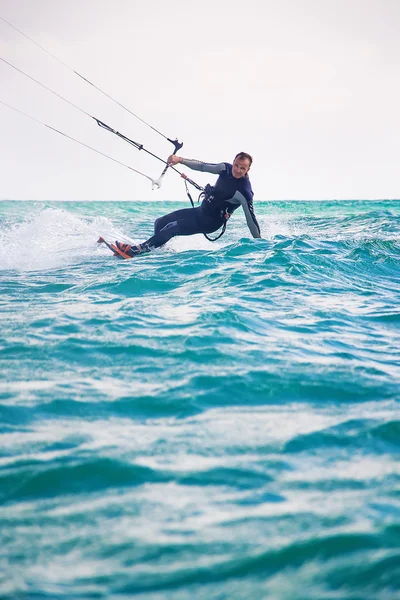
[235,152,253,166]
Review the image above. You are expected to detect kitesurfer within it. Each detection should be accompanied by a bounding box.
[114,152,261,257]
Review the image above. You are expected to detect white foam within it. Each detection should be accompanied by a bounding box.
[168,233,224,253]
[0,207,137,271]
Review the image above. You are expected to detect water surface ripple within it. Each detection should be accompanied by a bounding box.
[0,200,399,599]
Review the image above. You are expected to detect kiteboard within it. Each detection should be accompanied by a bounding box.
[97,237,132,260]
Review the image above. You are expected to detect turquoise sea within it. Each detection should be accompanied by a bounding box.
[0,199,399,599]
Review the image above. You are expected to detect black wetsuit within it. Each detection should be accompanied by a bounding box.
[129,160,261,255]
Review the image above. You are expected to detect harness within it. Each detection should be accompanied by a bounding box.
[184,180,229,242]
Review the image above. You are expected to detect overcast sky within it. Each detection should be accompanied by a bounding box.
[0,0,399,201]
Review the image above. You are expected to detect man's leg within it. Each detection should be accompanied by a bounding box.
[119,207,211,256]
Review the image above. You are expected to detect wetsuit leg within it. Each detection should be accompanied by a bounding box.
[131,207,222,255]
[149,207,216,248]
[153,216,164,235]
[153,208,196,237]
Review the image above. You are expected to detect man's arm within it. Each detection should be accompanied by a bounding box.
[228,191,261,238]
[168,155,226,176]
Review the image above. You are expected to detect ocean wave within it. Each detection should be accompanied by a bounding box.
[1,200,399,599]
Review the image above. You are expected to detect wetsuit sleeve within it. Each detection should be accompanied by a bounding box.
[229,191,261,238]
[180,159,226,175]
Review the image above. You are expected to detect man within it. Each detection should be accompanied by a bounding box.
[114,152,261,257]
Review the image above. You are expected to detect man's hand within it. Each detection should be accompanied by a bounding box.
[167,155,183,166]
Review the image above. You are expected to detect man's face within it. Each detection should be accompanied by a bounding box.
[232,157,251,179]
